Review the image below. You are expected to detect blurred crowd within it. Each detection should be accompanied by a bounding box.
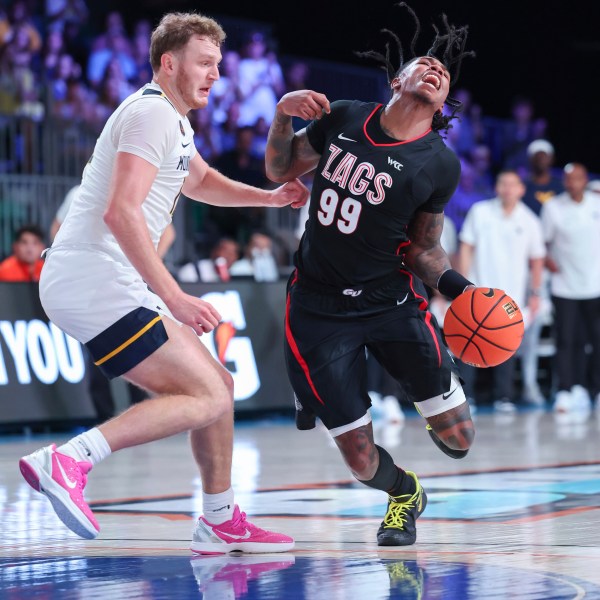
[1,1,599,419]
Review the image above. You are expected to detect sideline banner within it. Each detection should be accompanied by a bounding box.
[0,282,94,423]
[0,281,294,425]
[181,280,294,411]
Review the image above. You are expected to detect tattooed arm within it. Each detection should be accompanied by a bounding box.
[403,211,453,289]
[265,90,330,183]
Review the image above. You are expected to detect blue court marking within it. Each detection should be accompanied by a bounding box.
[1,556,599,600]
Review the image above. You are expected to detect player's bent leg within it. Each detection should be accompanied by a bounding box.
[100,317,234,451]
[332,420,426,546]
[20,317,234,540]
[417,374,475,459]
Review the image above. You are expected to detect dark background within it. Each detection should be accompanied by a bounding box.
[103,0,600,172]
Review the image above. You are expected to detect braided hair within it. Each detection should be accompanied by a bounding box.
[356,3,475,134]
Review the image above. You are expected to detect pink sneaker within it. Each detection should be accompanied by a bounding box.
[190,554,295,596]
[19,444,99,539]
[191,505,294,554]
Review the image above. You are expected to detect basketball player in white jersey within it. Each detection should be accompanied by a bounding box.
[19,12,306,554]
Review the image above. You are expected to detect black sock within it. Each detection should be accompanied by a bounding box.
[359,445,416,497]
[387,467,416,498]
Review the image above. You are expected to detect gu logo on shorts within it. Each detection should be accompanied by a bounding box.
[502,300,520,318]
[342,288,362,297]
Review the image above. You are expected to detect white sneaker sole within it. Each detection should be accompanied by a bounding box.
[190,540,295,555]
[19,455,98,540]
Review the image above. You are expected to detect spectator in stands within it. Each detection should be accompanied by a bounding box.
[130,28,152,89]
[47,0,89,34]
[47,52,82,105]
[51,76,92,122]
[90,11,127,52]
[1,1,42,55]
[469,144,495,197]
[451,88,484,157]
[251,116,270,158]
[0,22,43,119]
[237,30,285,127]
[444,159,486,233]
[230,231,280,281]
[522,139,563,216]
[209,127,269,243]
[210,49,240,125]
[219,101,242,153]
[190,105,222,164]
[178,237,242,283]
[502,96,547,173]
[518,139,563,404]
[284,60,310,92]
[459,170,546,411]
[541,163,600,415]
[0,224,45,282]
[43,28,65,77]
[87,30,135,89]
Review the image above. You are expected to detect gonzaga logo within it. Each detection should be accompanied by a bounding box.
[197,290,260,401]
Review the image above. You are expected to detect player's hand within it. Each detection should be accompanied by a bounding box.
[276,90,331,120]
[269,178,310,209]
[167,291,222,336]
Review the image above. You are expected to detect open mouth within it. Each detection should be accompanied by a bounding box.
[422,72,441,90]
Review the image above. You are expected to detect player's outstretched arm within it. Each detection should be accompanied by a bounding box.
[182,154,310,209]
[265,90,329,183]
[104,152,221,336]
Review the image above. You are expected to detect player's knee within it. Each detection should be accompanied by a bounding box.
[344,450,378,480]
[220,369,235,399]
[212,384,234,419]
[439,424,475,451]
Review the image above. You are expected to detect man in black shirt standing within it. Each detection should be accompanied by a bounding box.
[265,10,476,547]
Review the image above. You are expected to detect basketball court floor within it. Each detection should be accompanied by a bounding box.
[2,407,600,599]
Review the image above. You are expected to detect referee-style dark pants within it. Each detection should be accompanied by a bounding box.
[551,295,600,395]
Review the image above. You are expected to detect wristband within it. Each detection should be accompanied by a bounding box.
[437,269,474,299]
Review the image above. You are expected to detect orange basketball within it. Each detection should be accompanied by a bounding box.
[443,287,524,368]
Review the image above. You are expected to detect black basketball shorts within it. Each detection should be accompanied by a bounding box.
[284,277,462,434]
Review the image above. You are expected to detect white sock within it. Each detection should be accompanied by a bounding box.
[57,428,112,467]
[202,487,235,524]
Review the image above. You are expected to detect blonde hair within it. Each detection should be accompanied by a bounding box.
[150,12,226,72]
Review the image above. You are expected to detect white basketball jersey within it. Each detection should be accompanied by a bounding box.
[53,82,196,265]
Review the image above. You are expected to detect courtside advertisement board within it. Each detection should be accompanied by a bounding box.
[0,281,293,425]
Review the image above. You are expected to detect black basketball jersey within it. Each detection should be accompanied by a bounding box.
[298,100,460,293]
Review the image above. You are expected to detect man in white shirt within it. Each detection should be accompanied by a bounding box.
[459,170,546,411]
[541,163,600,414]
[19,12,307,553]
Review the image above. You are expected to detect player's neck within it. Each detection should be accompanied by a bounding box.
[381,97,434,141]
[152,78,189,116]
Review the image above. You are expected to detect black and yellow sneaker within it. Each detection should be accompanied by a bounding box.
[426,424,469,459]
[377,471,427,546]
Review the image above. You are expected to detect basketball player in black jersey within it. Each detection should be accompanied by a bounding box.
[265,6,477,546]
